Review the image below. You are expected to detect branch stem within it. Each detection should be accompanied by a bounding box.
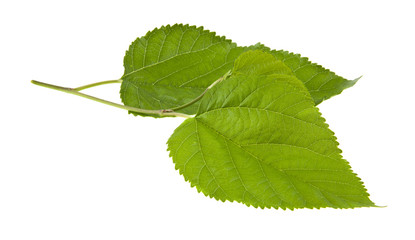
[31,80,191,118]
[31,71,231,118]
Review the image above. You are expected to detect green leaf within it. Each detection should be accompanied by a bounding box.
[167,51,374,209]
[249,43,358,105]
[120,24,246,117]
[120,25,357,118]
[232,50,293,76]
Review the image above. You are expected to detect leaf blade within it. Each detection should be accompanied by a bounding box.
[168,52,373,209]
[250,43,358,104]
[120,24,246,117]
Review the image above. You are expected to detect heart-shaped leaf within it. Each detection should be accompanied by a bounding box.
[167,51,374,209]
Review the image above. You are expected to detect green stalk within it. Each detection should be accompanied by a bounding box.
[74,79,122,91]
[31,71,231,118]
[171,70,231,111]
[31,80,191,118]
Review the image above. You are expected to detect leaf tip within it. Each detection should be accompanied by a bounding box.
[352,75,363,83]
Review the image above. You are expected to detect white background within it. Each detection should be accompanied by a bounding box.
[1,0,414,239]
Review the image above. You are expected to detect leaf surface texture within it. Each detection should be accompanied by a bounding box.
[250,43,358,104]
[120,24,245,116]
[167,51,373,209]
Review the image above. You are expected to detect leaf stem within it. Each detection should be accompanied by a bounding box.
[171,70,231,111]
[31,80,192,118]
[74,79,122,91]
